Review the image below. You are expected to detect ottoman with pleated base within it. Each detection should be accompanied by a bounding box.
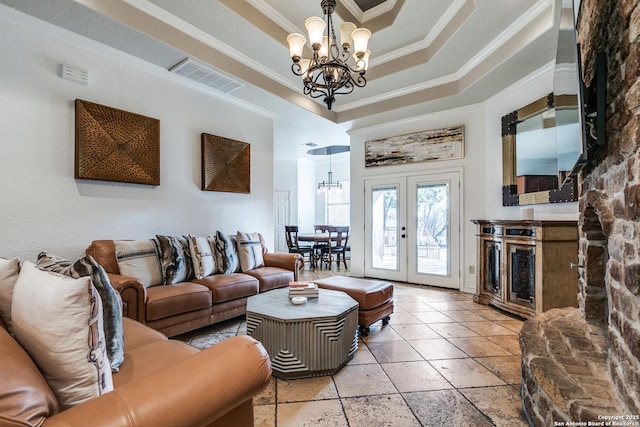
[314,276,394,336]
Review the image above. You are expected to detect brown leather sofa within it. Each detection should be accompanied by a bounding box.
[87,234,303,337]
[1,315,272,427]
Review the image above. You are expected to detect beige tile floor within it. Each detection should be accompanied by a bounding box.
[176,268,529,426]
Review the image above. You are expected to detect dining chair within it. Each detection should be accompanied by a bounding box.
[285,225,314,266]
[312,225,330,267]
[314,225,330,233]
[323,226,349,269]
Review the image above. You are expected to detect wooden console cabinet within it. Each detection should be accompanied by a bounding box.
[472,220,579,319]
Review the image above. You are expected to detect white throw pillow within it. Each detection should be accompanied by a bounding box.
[114,240,163,288]
[0,257,20,334]
[11,262,113,410]
[188,235,216,279]
[236,231,265,272]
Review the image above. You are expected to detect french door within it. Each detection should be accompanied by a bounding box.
[364,171,461,289]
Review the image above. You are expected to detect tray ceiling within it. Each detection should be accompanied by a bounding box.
[0,0,560,128]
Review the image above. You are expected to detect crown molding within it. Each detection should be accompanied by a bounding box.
[120,0,301,93]
[0,3,279,119]
[371,0,469,66]
[247,0,300,34]
[340,0,397,23]
[335,0,553,113]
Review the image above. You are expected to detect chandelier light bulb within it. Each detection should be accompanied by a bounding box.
[304,16,325,47]
[351,28,371,55]
[339,22,357,49]
[354,49,371,72]
[287,33,306,61]
[319,36,329,59]
[299,59,311,78]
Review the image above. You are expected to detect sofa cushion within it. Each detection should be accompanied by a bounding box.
[115,239,163,288]
[188,235,216,279]
[122,317,167,350]
[36,253,125,372]
[214,231,240,274]
[245,266,294,293]
[236,231,265,272]
[0,324,60,427]
[156,235,194,285]
[0,257,20,335]
[193,273,259,303]
[145,283,212,322]
[11,262,113,410]
[112,339,199,389]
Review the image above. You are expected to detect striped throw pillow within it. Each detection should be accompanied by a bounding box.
[236,231,264,272]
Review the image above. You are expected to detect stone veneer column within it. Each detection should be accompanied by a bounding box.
[576,0,640,415]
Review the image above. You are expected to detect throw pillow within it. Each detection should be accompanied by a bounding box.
[214,231,239,274]
[155,235,195,284]
[188,235,216,279]
[36,253,125,372]
[0,257,20,335]
[114,239,163,288]
[236,231,265,272]
[11,262,113,410]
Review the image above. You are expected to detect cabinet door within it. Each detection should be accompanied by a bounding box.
[507,243,536,310]
[482,240,501,297]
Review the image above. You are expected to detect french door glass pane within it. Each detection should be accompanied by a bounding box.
[416,183,448,276]
[371,187,397,270]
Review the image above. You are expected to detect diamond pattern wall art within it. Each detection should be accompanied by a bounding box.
[201,133,250,194]
[75,99,160,185]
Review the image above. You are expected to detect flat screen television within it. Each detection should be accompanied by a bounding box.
[554,0,606,187]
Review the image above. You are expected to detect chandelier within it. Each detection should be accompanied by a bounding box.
[317,151,342,192]
[286,0,371,110]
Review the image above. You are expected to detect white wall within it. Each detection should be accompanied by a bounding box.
[0,12,275,262]
[349,105,486,293]
[297,158,317,232]
[349,62,578,293]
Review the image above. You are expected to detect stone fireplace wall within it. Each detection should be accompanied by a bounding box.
[577,0,640,415]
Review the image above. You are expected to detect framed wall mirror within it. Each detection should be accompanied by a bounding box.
[501,0,581,207]
[501,94,578,206]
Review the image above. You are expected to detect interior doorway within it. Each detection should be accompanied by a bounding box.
[274,191,290,253]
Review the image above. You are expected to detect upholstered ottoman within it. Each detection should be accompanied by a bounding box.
[314,276,394,336]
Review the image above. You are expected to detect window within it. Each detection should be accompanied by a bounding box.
[326,180,350,225]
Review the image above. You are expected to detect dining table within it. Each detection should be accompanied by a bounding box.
[297,233,333,268]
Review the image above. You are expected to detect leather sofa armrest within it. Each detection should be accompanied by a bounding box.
[263,253,303,281]
[43,336,272,427]
[107,273,146,323]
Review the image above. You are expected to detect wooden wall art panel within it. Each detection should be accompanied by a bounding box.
[365,126,464,167]
[201,133,250,194]
[75,99,160,185]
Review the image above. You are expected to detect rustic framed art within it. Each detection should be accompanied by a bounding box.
[75,99,160,185]
[201,133,250,194]
[364,125,464,167]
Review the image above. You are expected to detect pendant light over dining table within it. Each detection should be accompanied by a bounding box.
[307,145,350,192]
[286,0,371,110]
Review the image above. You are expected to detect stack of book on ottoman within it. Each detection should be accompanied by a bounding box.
[288,281,319,299]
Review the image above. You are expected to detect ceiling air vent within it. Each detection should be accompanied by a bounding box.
[169,58,243,94]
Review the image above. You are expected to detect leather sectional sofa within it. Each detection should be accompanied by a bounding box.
[1,314,272,427]
[86,234,303,337]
